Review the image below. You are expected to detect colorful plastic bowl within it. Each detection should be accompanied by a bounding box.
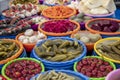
[31,37,87,70]
[0,39,23,65]
[85,18,120,38]
[85,12,115,18]
[106,69,120,80]
[42,6,76,19]
[1,58,45,80]
[31,70,89,80]
[74,56,116,80]
[38,19,80,37]
[94,37,120,64]
[71,31,102,52]
[16,32,47,52]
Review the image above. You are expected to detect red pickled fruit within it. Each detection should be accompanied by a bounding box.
[77,57,114,78]
[5,60,42,80]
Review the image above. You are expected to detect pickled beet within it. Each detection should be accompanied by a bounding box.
[76,57,113,78]
[91,20,119,32]
[42,20,77,33]
[5,60,42,80]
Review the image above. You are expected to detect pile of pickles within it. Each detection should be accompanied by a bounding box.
[96,40,120,60]
[34,70,76,80]
[11,0,38,5]
[0,40,19,60]
[34,39,83,62]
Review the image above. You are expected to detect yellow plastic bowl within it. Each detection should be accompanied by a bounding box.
[94,37,120,63]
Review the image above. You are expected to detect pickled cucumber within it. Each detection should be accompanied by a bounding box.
[36,70,75,80]
[96,40,120,61]
[0,40,20,61]
[35,39,83,62]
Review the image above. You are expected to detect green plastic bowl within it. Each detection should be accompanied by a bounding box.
[74,56,116,80]
[1,58,45,80]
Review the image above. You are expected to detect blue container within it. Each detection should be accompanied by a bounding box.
[101,34,120,38]
[0,15,5,20]
[30,70,89,80]
[0,35,16,39]
[31,37,87,70]
[0,49,27,70]
[93,51,120,69]
[47,35,70,38]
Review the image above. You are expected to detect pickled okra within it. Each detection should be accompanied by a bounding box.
[35,70,75,80]
[35,39,83,62]
[0,40,20,60]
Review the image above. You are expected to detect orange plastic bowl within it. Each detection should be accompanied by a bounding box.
[71,31,102,52]
[38,19,80,37]
[42,6,76,19]
[85,18,120,37]
[16,32,47,52]
[0,39,23,65]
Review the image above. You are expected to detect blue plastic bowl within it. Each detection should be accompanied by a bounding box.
[30,70,89,80]
[93,51,120,69]
[101,34,120,38]
[0,15,5,20]
[31,37,87,70]
[0,49,27,71]
[47,35,70,38]
[0,35,16,39]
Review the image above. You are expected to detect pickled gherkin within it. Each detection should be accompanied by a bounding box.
[96,40,120,61]
[0,40,20,60]
[12,0,38,5]
[34,39,83,62]
[35,70,75,80]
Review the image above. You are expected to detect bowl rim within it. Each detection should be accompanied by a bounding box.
[85,18,120,35]
[1,58,45,80]
[0,39,23,65]
[43,0,72,6]
[32,37,87,65]
[42,5,76,19]
[31,70,89,80]
[73,56,116,80]
[15,32,47,46]
[94,37,120,63]
[38,19,80,36]
[85,12,114,17]
[106,69,120,80]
